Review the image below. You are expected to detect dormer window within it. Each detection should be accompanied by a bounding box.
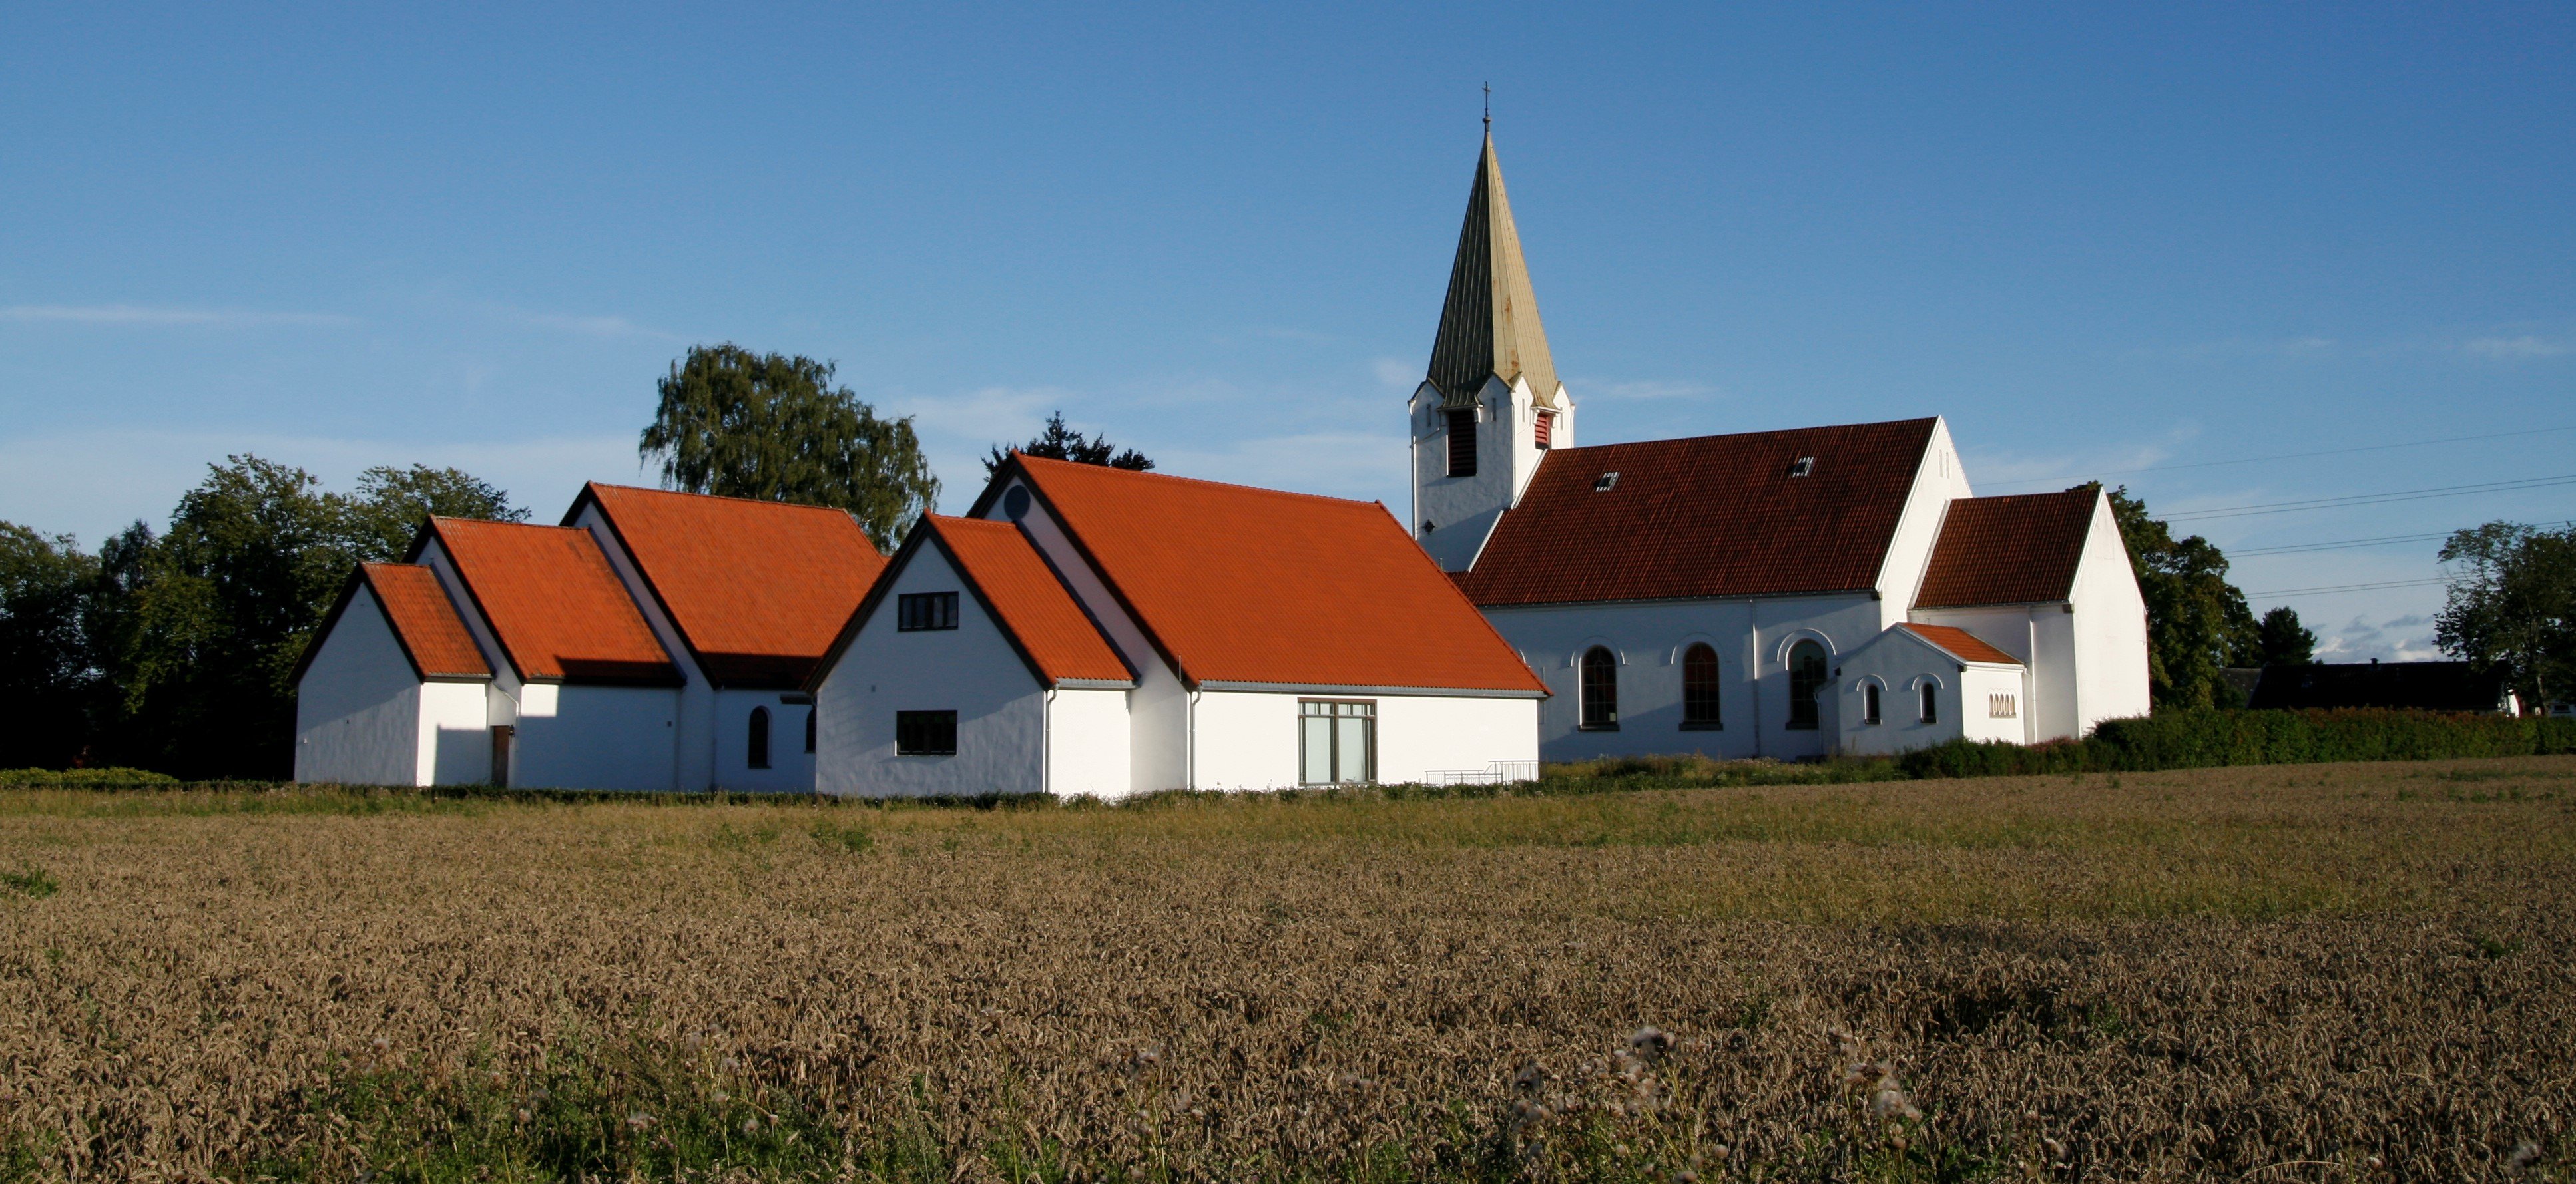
[1593,471,1620,492]
[1788,457,1816,478]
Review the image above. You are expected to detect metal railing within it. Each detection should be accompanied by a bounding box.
[1423,760,1540,787]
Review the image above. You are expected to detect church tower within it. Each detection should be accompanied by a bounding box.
[1409,131,1574,572]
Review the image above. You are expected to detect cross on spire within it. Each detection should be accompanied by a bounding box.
[1483,82,1491,129]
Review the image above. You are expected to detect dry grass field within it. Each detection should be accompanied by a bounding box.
[3,758,2573,1182]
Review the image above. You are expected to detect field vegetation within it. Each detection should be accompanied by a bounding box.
[3,758,2573,1181]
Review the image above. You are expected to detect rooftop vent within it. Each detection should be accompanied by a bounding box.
[1593,471,1620,492]
[1788,456,1816,478]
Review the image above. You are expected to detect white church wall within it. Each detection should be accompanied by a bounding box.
[417,680,491,785]
[1906,606,2069,742]
[1411,375,1546,572]
[573,500,714,792]
[2068,496,2153,733]
[812,540,1047,798]
[977,477,1182,795]
[1046,688,1131,798]
[1957,665,2029,745]
[1834,628,1957,757]
[1872,418,1978,629]
[1190,691,1300,790]
[1481,594,1882,763]
[507,682,678,791]
[712,689,816,794]
[294,584,426,785]
[1374,693,1541,785]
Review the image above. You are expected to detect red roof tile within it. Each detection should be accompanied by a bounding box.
[1457,419,1939,606]
[573,484,886,686]
[921,516,1131,685]
[1913,488,2101,608]
[993,455,1545,693]
[1899,623,2023,666]
[362,563,490,679]
[426,518,678,684]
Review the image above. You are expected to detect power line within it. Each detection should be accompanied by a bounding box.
[2243,577,2454,598]
[1983,423,2576,491]
[2230,520,2576,558]
[2160,473,2576,523]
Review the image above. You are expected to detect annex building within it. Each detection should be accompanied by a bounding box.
[1409,133,2151,761]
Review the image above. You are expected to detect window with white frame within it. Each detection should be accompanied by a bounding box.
[1299,700,1375,784]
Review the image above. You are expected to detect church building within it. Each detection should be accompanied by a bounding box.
[1410,133,2151,760]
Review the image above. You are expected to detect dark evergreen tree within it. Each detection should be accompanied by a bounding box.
[2254,605,2317,667]
[983,411,1153,479]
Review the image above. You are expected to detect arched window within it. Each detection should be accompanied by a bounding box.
[1920,682,1939,723]
[1681,643,1721,729]
[1786,640,1828,731]
[748,706,772,770]
[1579,647,1619,730]
[804,707,817,754]
[1863,682,1882,725]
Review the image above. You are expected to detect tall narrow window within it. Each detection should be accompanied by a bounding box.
[896,710,958,755]
[1786,640,1828,731]
[1864,683,1882,725]
[1920,683,1939,723]
[1299,700,1375,784]
[804,707,817,754]
[1681,642,1722,729]
[748,706,772,769]
[1445,409,1478,477]
[1580,647,1619,730]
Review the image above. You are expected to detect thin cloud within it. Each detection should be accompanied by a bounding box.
[0,304,356,327]
[516,312,682,341]
[2460,334,2571,359]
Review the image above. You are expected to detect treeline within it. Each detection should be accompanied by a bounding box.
[1900,707,2576,778]
[0,459,525,778]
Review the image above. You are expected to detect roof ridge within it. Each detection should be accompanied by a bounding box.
[1539,417,1943,457]
[583,481,862,516]
[1015,453,1385,511]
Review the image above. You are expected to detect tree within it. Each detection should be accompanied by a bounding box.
[2436,521,2576,712]
[639,344,939,550]
[982,411,1153,478]
[0,523,101,769]
[2254,605,2317,667]
[89,456,528,779]
[2107,485,2262,708]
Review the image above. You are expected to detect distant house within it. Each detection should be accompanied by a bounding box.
[807,456,1547,797]
[2246,661,2519,715]
[294,487,884,790]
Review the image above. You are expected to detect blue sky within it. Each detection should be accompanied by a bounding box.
[3,2,2569,660]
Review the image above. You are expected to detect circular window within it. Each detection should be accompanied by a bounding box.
[1002,485,1032,522]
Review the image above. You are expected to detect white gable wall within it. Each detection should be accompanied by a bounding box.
[509,682,678,791]
[294,585,426,785]
[572,501,702,792]
[1411,374,1553,572]
[1836,628,2028,755]
[413,536,524,734]
[2067,494,2153,733]
[813,540,1048,797]
[1872,417,1977,630]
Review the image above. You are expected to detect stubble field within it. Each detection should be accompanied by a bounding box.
[3,757,2573,1182]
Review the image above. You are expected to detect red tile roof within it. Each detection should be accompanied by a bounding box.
[990,455,1545,693]
[1457,419,1940,606]
[425,518,679,685]
[362,563,490,679]
[921,516,1132,686]
[571,484,886,687]
[1899,623,2023,666]
[1913,488,2101,608]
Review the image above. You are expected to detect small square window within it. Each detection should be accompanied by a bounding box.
[895,710,957,755]
[1788,457,1815,478]
[897,591,959,631]
[1592,471,1620,492]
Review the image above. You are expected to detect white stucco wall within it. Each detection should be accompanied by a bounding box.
[1047,688,1131,798]
[572,500,706,792]
[2067,496,2153,733]
[812,541,1048,797]
[1836,626,2029,755]
[417,680,491,785]
[1190,691,1300,790]
[1482,594,1881,763]
[1184,689,1540,790]
[1410,375,1556,572]
[1872,418,1979,629]
[294,585,426,785]
[509,682,678,791]
[712,688,816,793]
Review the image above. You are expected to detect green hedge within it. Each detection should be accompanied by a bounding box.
[1899,709,2576,779]
[0,767,181,787]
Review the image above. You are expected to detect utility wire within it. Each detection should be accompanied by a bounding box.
[2159,474,2576,523]
[1983,423,2576,491]
[2230,520,2576,558]
[2242,577,2455,598]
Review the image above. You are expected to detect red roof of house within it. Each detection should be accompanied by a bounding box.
[1457,419,1940,606]
[425,518,678,684]
[571,483,886,686]
[921,516,1132,685]
[1914,488,2102,608]
[362,563,490,679]
[1899,623,2023,666]
[991,455,1545,693]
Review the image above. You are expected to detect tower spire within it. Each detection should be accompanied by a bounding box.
[1425,130,1561,411]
